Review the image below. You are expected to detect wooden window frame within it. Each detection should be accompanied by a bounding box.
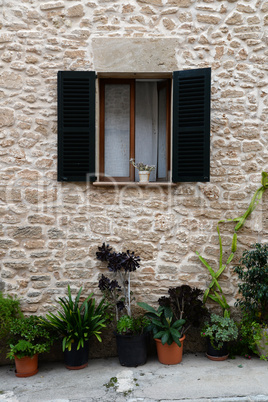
[99,77,171,183]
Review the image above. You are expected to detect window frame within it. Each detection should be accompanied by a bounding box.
[98,76,171,183]
[57,68,211,184]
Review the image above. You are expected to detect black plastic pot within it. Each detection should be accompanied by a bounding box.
[64,341,89,370]
[206,339,229,361]
[116,333,148,367]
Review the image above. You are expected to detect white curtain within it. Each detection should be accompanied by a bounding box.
[104,84,130,177]
[135,82,158,182]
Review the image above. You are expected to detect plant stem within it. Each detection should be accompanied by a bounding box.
[197,171,268,316]
[128,271,131,317]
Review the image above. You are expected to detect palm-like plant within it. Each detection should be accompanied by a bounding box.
[42,286,108,351]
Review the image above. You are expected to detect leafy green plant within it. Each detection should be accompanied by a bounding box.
[7,315,53,359]
[196,171,268,317]
[42,285,108,351]
[137,303,185,347]
[116,314,150,336]
[201,313,238,350]
[234,243,268,323]
[0,292,22,349]
[230,315,262,359]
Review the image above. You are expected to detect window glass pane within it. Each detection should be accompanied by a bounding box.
[135,82,158,182]
[158,85,167,179]
[104,84,130,177]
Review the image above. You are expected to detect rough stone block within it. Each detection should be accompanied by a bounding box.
[0,108,15,128]
[67,4,84,17]
[12,226,42,239]
[40,1,65,10]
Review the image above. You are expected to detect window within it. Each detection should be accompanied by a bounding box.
[57,68,211,183]
[99,78,171,182]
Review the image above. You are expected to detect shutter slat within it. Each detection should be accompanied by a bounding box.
[172,68,211,182]
[58,71,96,182]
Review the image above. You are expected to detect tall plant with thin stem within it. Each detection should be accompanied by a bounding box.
[196,172,268,317]
[96,243,140,321]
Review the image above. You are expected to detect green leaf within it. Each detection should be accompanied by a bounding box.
[261,171,268,187]
[196,252,215,278]
[172,319,186,328]
[164,306,173,322]
[95,333,102,342]
[171,334,182,347]
[226,252,234,265]
[170,327,181,339]
[153,330,166,339]
[217,225,223,269]
[208,293,225,310]
[151,319,168,331]
[210,276,222,293]
[203,288,210,303]
[137,302,158,315]
[215,264,227,279]
[231,233,237,253]
[161,331,169,345]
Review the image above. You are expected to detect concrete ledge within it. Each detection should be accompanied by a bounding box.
[92,38,179,72]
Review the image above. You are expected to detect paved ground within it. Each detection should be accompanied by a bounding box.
[0,354,268,402]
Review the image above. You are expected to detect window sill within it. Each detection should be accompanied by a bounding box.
[92,181,176,187]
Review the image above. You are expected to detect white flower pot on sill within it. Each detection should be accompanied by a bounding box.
[139,171,150,183]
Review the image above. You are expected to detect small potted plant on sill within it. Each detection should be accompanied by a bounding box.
[42,285,108,370]
[130,158,155,183]
[7,315,53,377]
[138,285,208,365]
[97,243,149,367]
[201,313,238,361]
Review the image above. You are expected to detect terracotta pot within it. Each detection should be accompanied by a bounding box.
[155,335,185,365]
[14,354,38,377]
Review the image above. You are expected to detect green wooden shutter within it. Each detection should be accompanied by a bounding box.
[172,68,211,183]
[58,71,96,182]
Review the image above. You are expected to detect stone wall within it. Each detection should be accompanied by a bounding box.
[0,0,268,323]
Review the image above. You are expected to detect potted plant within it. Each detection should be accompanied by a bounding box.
[115,315,150,366]
[138,285,208,364]
[201,313,238,361]
[7,315,53,377]
[42,285,108,370]
[137,302,185,364]
[233,243,268,360]
[130,158,155,183]
[97,243,149,367]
